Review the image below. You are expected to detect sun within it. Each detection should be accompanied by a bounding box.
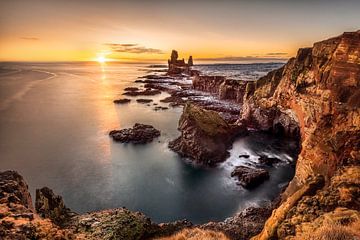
[96,56,107,63]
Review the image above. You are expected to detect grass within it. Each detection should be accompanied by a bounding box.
[297,219,360,240]
[155,228,229,240]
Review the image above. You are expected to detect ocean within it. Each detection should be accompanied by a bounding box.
[0,61,296,224]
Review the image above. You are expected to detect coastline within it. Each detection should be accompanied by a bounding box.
[1,30,359,240]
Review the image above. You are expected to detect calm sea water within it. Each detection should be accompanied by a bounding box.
[0,62,296,224]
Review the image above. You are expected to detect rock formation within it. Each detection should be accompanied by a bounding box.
[169,103,245,165]
[0,171,75,239]
[113,98,131,104]
[35,187,75,226]
[236,31,360,239]
[0,170,192,240]
[109,123,160,144]
[167,50,193,75]
[231,166,270,189]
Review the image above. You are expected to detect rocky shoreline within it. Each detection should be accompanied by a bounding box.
[1,31,359,239]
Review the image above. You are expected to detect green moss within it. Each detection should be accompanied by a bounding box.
[181,103,229,136]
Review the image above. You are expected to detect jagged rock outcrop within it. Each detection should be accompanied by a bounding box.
[240,31,360,239]
[109,123,160,144]
[0,171,75,239]
[167,50,193,75]
[0,171,192,240]
[35,187,75,226]
[169,103,245,165]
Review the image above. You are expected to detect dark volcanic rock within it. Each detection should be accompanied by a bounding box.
[113,98,131,104]
[123,88,161,96]
[0,170,33,210]
[124,87,139,92]
[258,155,281,166]
[136,99,153,104]
[0,171,193,239]
[154,106,168,111]
[167,50,192,75]
[231,166,269,189]
[0,171,74,239]
[109,123,160,144]
[35,187,75,226]
[201,206,273,240]
[169,103,245,165]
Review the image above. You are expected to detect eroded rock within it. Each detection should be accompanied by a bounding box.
[35,187,75,226]
[231,166,269,189]
[169,103,245,165]
[109,123,160,144]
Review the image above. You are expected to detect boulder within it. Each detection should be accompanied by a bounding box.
[109,123,160,144]
[231,166,269,189]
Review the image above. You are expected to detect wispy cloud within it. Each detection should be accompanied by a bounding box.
[266,52,288,56]
[105,43,163,54]
[20,37,39,41]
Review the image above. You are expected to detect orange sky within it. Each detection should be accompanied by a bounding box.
[0,0,359,62]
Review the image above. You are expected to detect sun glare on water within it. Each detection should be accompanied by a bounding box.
[96,56,107,63]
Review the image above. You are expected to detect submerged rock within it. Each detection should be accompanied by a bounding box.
[258,155,281,166]
[169,103,245,165]
[124,87,139,92]
[231,166,269,189]
[113,98,131,104]
[136,99,153,104]
[109,123,160,144]
[154,106,168,111]
[123,88,161,96]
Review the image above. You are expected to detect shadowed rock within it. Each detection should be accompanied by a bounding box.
[114,98,131,104]
[169,103,246,165]
[109,123,160,144]
[35,187,75,226]
[123,88,161,96]
[136,99,153,104]
[231,166,269,189]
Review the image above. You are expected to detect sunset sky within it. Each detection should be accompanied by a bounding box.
[0,0,359,62]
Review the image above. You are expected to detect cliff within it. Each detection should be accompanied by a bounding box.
[0,170,192,240]
[237,31,360,239]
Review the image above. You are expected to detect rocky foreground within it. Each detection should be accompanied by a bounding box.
[1,31,359,239]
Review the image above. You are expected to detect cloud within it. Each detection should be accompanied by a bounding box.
[266,52,288,56]
[105,43,163,54]
[20,37,39,41]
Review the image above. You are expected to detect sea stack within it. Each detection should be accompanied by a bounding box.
[167,50,193,75]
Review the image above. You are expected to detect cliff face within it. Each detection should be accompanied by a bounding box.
[193,75,248,103]
[239,31,360,239]
[0,171,192,240]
